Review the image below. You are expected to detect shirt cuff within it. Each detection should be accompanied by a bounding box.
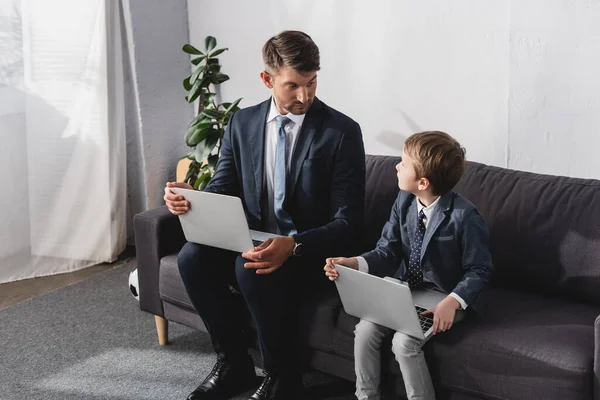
[449,292,468,310]
[355,256,369,273]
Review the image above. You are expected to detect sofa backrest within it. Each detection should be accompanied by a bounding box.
[362,155,402,254]
[454,161,600,304]
[364,154,600,305]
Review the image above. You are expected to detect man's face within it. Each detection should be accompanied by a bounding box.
[260,66,317,115]
[396,149,422,193]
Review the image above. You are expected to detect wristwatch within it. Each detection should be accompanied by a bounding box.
[292,236,303,257]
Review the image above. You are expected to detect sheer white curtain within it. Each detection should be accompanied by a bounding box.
[0,0,126,283]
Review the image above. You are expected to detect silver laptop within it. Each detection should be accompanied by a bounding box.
[170,188,281,253]
[334,265,463,340]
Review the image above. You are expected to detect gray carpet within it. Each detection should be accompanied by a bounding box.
[0,260,355,400]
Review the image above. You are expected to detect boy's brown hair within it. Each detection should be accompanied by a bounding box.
[404,131,467,195]
[262,30,320,74]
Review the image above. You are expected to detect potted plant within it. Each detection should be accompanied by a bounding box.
[179,36,242,190]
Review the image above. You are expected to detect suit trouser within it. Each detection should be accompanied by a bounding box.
[177,241,304,377]
[354,319,435,400]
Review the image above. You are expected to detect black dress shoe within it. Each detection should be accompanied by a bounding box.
[187,357,256,400]
[248,374,303,400]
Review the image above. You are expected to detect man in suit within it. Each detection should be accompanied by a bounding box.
[164,30,365,400]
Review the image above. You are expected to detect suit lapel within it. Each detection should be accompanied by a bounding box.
[288,98,323,196]
[420,192,453,259]
[248,99,271,211]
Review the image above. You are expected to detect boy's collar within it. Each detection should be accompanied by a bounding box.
[414,192,453,213]
[417,196,440,212]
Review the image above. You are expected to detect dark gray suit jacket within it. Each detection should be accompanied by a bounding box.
[205,97,366,261]
[361,190,494,313]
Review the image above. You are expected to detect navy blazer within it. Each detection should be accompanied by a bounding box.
[205,97,366,260]
[361,190,494,313]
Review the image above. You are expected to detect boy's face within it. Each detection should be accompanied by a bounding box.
[397,148,429,193]
[260,66,317,115]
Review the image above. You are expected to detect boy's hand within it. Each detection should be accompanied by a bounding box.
[421,296,461,335]
[323,257,358,281]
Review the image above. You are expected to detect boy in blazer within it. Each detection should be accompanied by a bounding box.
[324,131,493,400]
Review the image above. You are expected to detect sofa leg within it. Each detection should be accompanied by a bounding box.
[155,315,168,345]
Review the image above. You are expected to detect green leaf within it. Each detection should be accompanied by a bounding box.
[203,92,217,108]
[224,98,242,115]
[204,36,217,52]
[180,151,195,161]
[186,119,214,134]
[207,154,219,170]
[191,57,205,66]
[183,76,192,91]
[188,113,212,128]
[209,48,228,57]
[207,63,222,74]
[182,44,204,55]
[215,73,230,84]
[194,134,219,163]
[184,124,197,144]
[198,173,212,191]
[188,126,217,147]
[201,109,224,120]
[189,66,204,85]
[184,165,196,182]
[192,176,202,190]
[208,72,229,85]
[187,79,203,103]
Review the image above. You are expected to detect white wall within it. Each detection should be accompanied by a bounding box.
[122,0,192,239]
[187,0,600,179]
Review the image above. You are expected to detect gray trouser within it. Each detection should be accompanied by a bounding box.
[354,319,435,400]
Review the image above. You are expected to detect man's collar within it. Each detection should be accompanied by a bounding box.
[266,97,306,126]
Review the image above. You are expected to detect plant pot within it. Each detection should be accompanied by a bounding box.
[176,158,192,182]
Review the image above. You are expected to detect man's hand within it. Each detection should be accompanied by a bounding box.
[323,257,359,281]
[421,295,461,335]
[241,236,295,275]
[164,182,193,215]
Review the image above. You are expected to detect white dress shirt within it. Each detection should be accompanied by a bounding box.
[356,196,468,310]
[263,98,306,234]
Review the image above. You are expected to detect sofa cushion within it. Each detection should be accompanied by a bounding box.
[453,161,600,305]
[429,287,598,400]
[334,287,598,399]
[298,290,345,355]
[159,254,195,310]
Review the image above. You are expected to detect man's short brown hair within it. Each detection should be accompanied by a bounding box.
[404,131,467,195]
[262,30,320,74]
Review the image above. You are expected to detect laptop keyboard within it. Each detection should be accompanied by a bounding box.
[415,305,434,333]
[252,239,264,247]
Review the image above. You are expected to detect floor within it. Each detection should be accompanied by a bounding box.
[0,246,135,311]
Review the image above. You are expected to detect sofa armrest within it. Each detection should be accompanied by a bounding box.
[595,314,600,400]
[134,205,186,317]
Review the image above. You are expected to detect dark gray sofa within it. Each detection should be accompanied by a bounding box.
[134,154,600,400]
